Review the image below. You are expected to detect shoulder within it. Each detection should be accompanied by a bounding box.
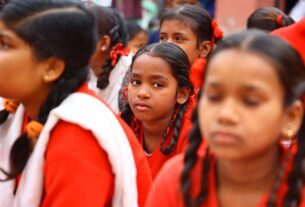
[46,121,111,169]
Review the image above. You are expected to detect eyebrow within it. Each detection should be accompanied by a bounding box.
[131,73,169,81]
[206,81,268,92]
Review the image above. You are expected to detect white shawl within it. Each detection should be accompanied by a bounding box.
[0,93,138,207]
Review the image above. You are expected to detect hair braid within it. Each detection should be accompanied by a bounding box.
[283,116,305,207]
[181,105,204,206]
[0,110,10,124]
[160,101,189,155]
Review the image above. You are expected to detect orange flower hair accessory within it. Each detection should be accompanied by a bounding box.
[3,99,19,113]
[276,15,283,26]
[26,120,43,140]
[110,43,130,67]
[211,20,224,48]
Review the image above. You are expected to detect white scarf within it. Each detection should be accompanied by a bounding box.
[0,93,138,207]
[88,53,133,113]
[0,99,25,207]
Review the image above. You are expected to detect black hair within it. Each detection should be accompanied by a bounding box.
[247,7,295,32]
[121,42,194,155]
[160,5,221,46]
[88,5,128,90]
[126,21,146,41]
[181,30,305,206]
[0,0,97,180]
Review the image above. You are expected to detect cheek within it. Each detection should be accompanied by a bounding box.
[244,105,284,143]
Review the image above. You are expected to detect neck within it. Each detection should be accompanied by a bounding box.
[142,111,174,153]
[217,146,280,192]
[22,85,51,120]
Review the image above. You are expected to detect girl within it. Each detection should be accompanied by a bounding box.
[88,5,132,113]
[121,42,195,178]
[247,7,295,32]
[145,30,305,207]
[126,22,148,54]
[159,5,223,92]
[0,0,151,206]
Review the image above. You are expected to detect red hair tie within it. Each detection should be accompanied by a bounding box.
[211,20,224,48]
[3,99,19,113]
[276,15,283,26]
[110,43,130,67]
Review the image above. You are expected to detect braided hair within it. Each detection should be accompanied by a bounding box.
[121,42,194,155]
[0,0,97,180]
[88,5,128,90]
[181,30,305,206]
[247,7,295,32]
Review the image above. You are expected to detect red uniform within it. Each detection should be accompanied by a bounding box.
[18,84,152,207]
[145,144,299,207]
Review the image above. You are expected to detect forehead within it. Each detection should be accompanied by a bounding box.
[160,19,196,35]
[132,53,174,76]
[205,49,283,92]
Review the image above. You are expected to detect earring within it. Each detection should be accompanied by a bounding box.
[285,127,294,140]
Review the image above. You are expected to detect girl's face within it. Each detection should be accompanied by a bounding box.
[198,49,293,161]
[128,31,148,54]
[0,21,49,103]
[128,54,185,123]
[160,20,204,64]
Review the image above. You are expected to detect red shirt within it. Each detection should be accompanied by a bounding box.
[21,84,152,207]
[145,144,298,207]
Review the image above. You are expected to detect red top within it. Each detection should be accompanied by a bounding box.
[20,83,152,207]
[138,95,196,179]
[145,144,299,207]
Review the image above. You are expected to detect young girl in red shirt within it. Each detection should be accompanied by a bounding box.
[145,30,305,207]
[0,0,151,206]
[121,42,195,178]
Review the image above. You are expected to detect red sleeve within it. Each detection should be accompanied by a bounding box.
[117,117,153,207]
[145,155,185,207]
[41,121,114,207]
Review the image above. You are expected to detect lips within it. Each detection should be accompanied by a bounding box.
[133,102,151,112]
[210,131,241,145]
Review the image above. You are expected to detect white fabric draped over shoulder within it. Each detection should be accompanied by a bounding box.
[0,98,25,207]
[0,93,138,207]
[88,53,133,113]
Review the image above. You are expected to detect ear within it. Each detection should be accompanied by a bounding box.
[198,40,212,58]
[280,100,304,140]
[42,57,65,83]
[176,87,191,105]
[99,35,111,52]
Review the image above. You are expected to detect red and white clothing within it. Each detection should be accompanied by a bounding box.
[88,54,133,113]
[145,144,301,207]
[0,84,152,207]
[138,96,196,179]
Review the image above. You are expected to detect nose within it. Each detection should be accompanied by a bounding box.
[217,98,239,125]
[137,85,150,99]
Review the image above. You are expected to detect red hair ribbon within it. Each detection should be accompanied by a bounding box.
[211,20,224,48]
[276,15,283,26]
[110,43,130,67]
[3,99,19,113]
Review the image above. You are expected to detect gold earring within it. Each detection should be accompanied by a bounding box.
[285,128,294,139]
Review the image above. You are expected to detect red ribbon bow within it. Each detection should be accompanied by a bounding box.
[110,43,130,67]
